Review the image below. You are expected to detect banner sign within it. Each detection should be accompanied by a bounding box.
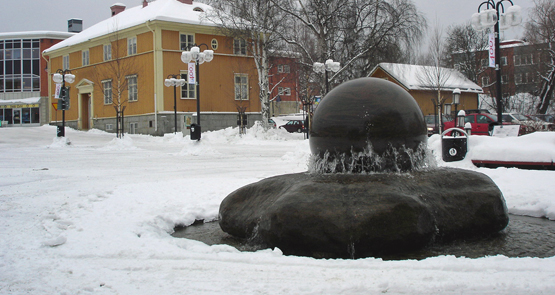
[488,33,496,68]
[54,83,62,99]
[188,62,196,84]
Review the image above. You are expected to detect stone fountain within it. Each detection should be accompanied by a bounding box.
[219,78,509,259]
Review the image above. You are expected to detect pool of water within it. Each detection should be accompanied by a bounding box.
[172,214,555,260]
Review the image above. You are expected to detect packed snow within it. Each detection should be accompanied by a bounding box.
[1,125,555,294]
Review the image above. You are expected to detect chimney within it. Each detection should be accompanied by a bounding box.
[143,0,148,7]
[110,3,127,17]
[68,19,83,33]
[178,0,193,4]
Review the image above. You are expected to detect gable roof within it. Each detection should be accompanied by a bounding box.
[44,0,216,54]
[370,63,483,94]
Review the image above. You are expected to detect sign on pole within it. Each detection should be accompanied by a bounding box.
[54,83,62,98]
[488,33,496,68]
[188,62,196,84]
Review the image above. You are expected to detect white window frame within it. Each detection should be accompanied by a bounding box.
[514,73,523,85]
[180,33,194,51]
[278,87,291,96]
[103,44,112,61]
[180,71,196,99]
[234,73,249,100]
[482,76,489,87]
[102,79,113,105]
[127,37,137,56]
[129,122,139,134]
[278,64,290,74]
[82,50,89,66]
[62,55,70,70]
[127,75,138,102]
[233,39,247,55]
[501,56,507,66]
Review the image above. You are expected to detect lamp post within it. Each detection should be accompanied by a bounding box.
[313,59,340,96]
[300,95,314,139]
[164,74,186,134]
[471,0,521,125]
[452,88,461,119]
[52,69,75,137]
[181,44,214,141]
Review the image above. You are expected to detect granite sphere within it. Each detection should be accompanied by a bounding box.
[309,78,428,172]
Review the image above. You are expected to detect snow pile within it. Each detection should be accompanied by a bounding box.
[1,125,555,294]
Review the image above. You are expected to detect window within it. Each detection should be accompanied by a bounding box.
[127,75,138,102]
[211,38,218,50]
[127,37,137,55]
[233,39,247,55]
[82,50,89,66]
[180,72,195,99]
[1,38,39,93]
[106,124,113,131]
[129,122,138,134]
[480,58,488,68]
[501,56,507,66]
[234,74,248,100]
[481,76,489,86]
[514,73,523,85]
[63,55,70,70]
[103,44,112,61]
[501,75,508,84]
[278,87,291,96]
[102,80,113,104]
[278,64,290,73]
[514,54,533,66]
[444,104,452,116]
[180,34,194,51]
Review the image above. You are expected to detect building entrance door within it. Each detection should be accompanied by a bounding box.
[13,109,22,126]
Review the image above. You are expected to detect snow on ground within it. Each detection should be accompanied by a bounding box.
[1,125,555,294]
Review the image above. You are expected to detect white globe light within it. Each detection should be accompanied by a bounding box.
[471,13,484,31]
[331,61,341,72]
[164,79,172,87]
[52,73,63,83]
[181,52,192,63]
[197,52,205,64]
[203,50,214,62]
[190,46,200,61]
[65,74,75,84]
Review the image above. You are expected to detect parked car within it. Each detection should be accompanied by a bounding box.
[444,112,501,135]
[533,114,555,123]
[424,115,448,136]
[279,120,305,133]
[268,118,277,128]
[502,113,554,133]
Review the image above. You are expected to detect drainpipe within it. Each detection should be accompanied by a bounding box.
[146,20,158,132]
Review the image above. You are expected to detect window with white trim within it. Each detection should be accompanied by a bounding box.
[63,55,70,70]
[127,75,138,102]
[278,87,291,96]
[180,72,195,99]
[233,39,247,55]
[103,44,112,61]
[482,76,489,86]
[180,34,194,51]
[278,64,290,73]
[501,56,507,66]
[82,50,89,66]
[234,74,249,100]
[127,37,137,55]
[102,79,113,104]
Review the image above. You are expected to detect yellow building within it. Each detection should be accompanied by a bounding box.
[369,63,483,118]
[43,0,261,135]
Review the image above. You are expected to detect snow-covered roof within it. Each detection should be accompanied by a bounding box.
[0,97,41,105]
[371,63,483,94]
[44,0,217,54]
[0,31,75,40]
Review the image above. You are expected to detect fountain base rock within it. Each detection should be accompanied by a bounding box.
[219,168,509,258]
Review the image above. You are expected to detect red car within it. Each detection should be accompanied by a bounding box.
[279,120,305,133]
[444,113,500,135]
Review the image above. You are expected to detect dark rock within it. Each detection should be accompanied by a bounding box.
[310,78,428,173]
[219,168,509,259]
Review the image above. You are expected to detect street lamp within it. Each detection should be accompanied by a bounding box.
[452,88,461,118]
[313,59,340,95]
[471,0,521,125]
[181,44,214,141]
[52,69,75,137]
[164,74,186,134]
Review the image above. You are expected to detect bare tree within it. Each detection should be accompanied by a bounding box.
[417,25,452,132]
[445,22,489,83]
[207,0,285,128]
[273,0,427,95]
[525,0,555,114]
[90,21,140,138]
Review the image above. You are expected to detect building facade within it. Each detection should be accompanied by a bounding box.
[369,63,482,118]
[43,0,262,136]
[0,31,74,127]
[268,53,300,116]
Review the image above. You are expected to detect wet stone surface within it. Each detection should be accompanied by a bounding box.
[172,215,555,260]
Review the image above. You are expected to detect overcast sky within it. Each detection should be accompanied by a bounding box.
[0,0,533,41]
